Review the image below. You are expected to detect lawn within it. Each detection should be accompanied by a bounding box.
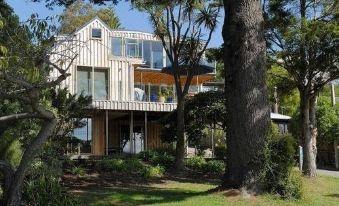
[72,175,339,206]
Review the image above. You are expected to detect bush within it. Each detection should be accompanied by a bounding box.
[255,124,303,199]
[23,175,78,206]
[23,158,78,205]
[203,160,225,174]
[138,150,175,168]
[142,165,165,179]
[95,159,126,172]
[214,146,226,160]
[185,156,206,170]
[124,158,145,172]
[70,166,86,177]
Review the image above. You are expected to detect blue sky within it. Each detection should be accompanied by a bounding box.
[7,0,224,48]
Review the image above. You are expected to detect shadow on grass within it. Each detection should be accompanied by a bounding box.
[325,194,339,199]
[74,186,210,206]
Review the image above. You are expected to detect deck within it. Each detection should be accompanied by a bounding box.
[92,100,177,112]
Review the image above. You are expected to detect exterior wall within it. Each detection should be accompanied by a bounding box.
[92,111,166,155]
[50,18,161,102]
[92,112,105,155]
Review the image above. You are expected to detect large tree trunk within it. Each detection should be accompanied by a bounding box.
[300,94,317,177]
[174,98,186,171]
[6,119,57,206]
[222,0,270,188]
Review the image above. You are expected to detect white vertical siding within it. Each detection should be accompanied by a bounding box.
[49,17,183,112]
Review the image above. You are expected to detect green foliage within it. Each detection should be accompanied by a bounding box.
[22,157,77,205]
[139,150,175,168]
[254,125,303,199]
[0,134,22,168]
[23,175,78,206]
[70,166,86,177]
[160,90,226,146]
[142,165,165,179]
[185,156,225,174]
[59,0,121,33]
[203,160,225,174]
[185,156,207,170]
[214,146,226,160]
[94,157,167,179]
[95,159,126,172]
[316,96,339,142]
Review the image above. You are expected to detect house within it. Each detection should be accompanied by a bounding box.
[50,17,216,156]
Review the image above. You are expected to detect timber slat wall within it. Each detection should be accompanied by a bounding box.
[93,114,165,154]
[92,112,105,155]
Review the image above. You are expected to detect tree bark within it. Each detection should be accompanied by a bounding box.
[0,161,14,203]
[174,97,186,171]
[6,118,57,206]
[222,0,270,188]
[300,94,317,177]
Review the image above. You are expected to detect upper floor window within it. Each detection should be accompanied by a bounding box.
[112,37,122,56]
[143,40,164,69]
[125,38,142,58]
[76,66,109,100]
[91,28,102,39]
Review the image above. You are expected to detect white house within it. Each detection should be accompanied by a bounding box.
[50,17,216,156]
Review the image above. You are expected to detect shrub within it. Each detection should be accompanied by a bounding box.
[23,158,78,205]
[151,152,175,168]
[138,150,157,162]
[70,166,86,177]
[185,156,206,170]
[203,160,225,174]
[95,159,126,172]
[214,146,226,160]
[138,150,175,168]
[124,158,144,172]
[254,124,303,199]
[23,175,78,206]
[142,165,165,179]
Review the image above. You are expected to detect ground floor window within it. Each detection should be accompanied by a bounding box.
[71,118,92,153]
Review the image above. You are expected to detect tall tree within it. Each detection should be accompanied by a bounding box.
[133,0,220,170]
[222,0,271,189]
[264,0,339,176]
[0,7,82,204]
[59,0,121,33]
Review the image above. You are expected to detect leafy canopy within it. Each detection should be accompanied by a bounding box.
[59,0,121,33]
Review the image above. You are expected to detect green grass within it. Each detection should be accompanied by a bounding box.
[74,175,339,206]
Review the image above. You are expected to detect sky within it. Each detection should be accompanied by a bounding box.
[7,0,224,48]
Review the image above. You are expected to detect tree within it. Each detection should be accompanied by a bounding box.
[222,0,271,189]
[59,0,121,34]
[160,90,226,149]
[264,0,339,176]
[133,0,220,170]
[0,8,82,204]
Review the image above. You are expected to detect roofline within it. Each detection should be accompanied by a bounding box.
[58,16,157,38]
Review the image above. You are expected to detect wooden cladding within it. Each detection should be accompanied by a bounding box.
[91,112,165,155]
[92,112,105,155]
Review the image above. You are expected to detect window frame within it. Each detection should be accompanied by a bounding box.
[111,37,123,57]
[91,28,102,39]
[76,66,110,100]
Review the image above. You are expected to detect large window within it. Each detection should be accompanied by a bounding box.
[151,41,164,68]
[77,66,92,96]
[111,37,165,68]
[72,118,92,153]
[76,66,109,100]
[112,37,122,56]
[94,68,108,100]
[142,41,164,69]
[125,38,141,58]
